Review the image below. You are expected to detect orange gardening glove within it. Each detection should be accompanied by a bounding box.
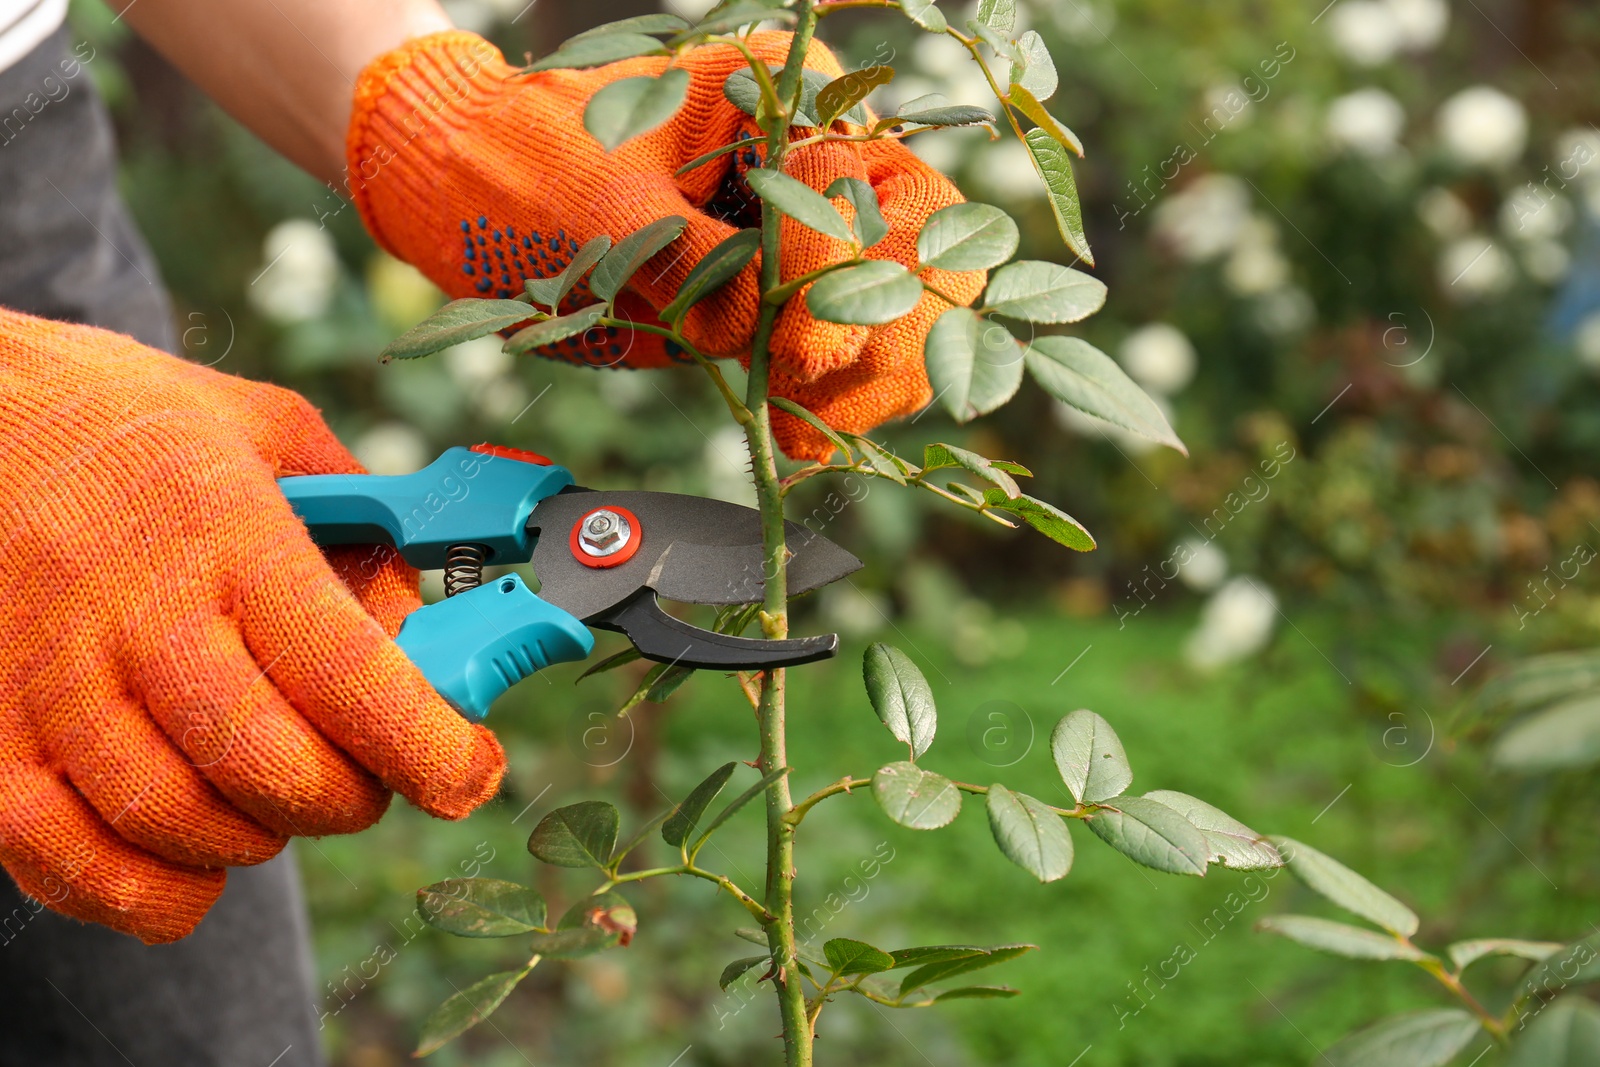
[346,30,985,460]
[0,308,504,943]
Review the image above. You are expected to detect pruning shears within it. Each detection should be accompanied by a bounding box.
[278,444,861,721]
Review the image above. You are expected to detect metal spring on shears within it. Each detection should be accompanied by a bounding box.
[443,543,487,598]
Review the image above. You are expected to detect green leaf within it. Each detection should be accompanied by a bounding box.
[1448,938,1563,973]
[1509,996,1600,1067]
[863,643,937,758]
[873,761,962,829]
[1517,931,1600,1000]
[719,954,771,990]
[1023,127,1093,264]
[1143,790,1283,870]
[589,217,687,301]
[381,299,535,361]
[415,966,532,1055]
[676,135,763,178]
[1321,1009,1480,1067]
[524,32,667,73]
[935,985,1018,1001]
[576,645,643,682]
[889,945,989,968]
[900,0,948,32]
[1493,695,1600,772]
[826,938,896,976]
[983,490,1095,549]
[967,20,1021,63]
[723,67,770,121]
[918,203,1020,271]
[1088,795,1209,876]
[1050,709,1132,803]
[826,176,888,249]
[689,2,797,36]
[505,303,607,355]
[899,944,1035,997]
[816,66,893,128]
[806,261,923,325]
[923,443,1022,498]
[661,228,760,325]
[1270,837,1420,937]
[527,801,619,868]
[986,784,1074,883]
[924,307,1024,422]
[691,767,788,856]
[1025,336,1186,454]
[983,260,1104,323]
[770,396,855,460]
[525,925,621,958]
[417,878,546,938]
[744,168,854,243]
[1009,30,1058,101]
[974,0,1017,36]
[1479,650,1600,712]
[662,762,738,847]
[567,13,689,41]
[1256,915,1429,960]
[1008,83,1082,157]
[585,68,691,152]
[849,435,914,484]
[524,232,613,311]
[894,103,997,129]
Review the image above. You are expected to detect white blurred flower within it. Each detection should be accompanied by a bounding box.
[1204,83,1253,129]
[367,254,441,332]
[662,0,718,18]
[1050,0,1116,43]
[1327,0,1401,66]
[1417,187,1473,239]
[1152,174,1251,262]
[1176,538,1228,592]
[249,219,339,324]
[597,370,652,413]
[1522,241,1570,285]
[1252,287,1316,336]
[1325,88,1405,157]
[1184,576,1278,670]
[969,137,1045,203]
[1437,86,1527,169]
[703,424,754,505]
[1224,217,1291,295]
[1575,312,1600,372]
[354,422,428,475]
[444,336,513,387]
[1387,0,1449,49]
[819,584,889,639]
[912,34,993,104]
[1438,235,1512,299]
[1119,323,1197,395]
[1499,192,1571,242]
[1552,128,1600,181]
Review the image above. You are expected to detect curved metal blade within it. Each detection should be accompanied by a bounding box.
[527,489,862,622]
[589,591,839,670]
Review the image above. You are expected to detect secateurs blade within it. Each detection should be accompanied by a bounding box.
[278,444,861,720]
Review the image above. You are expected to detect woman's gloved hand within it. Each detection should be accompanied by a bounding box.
[0,309,505,943]
[346,30,985,460]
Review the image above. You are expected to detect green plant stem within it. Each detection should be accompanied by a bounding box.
[738,5,823,1063]
[788,774,1097,827]
[1416,958,1510,1043]
[601,317,753,425]
[763,257,863,305]
[598,863,776,924]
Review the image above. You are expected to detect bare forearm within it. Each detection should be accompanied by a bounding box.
[111,0,453,185]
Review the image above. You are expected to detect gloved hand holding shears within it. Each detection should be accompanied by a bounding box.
[0,10,970,944]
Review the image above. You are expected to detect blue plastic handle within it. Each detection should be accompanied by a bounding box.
[279,446,573,570]
[395,574,594,721]
[278,446,594,719]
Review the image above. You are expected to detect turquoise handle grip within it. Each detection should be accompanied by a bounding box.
[395,573,594,721]
[279,446,573,569]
